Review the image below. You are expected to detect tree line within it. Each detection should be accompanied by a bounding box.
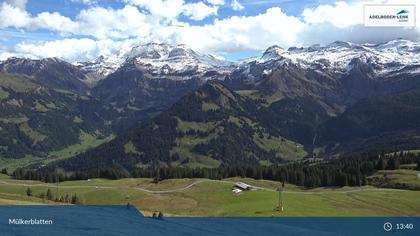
[25,187,81,204]
[11,152,420,189]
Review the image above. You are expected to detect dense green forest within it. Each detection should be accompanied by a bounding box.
[0,72,114,158]
[317,88,420,154]
[33,82,306,172]
[11,151,419,189]
[10,81,420,175]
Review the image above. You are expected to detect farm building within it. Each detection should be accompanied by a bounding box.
[235,182,252,190]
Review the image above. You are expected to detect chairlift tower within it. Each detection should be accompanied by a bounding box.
[276,181,285,212]
[55,175,59,198]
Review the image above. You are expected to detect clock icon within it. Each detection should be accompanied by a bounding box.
[384,222,393,232]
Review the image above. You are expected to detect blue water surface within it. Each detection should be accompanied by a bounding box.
[0,205,419,236]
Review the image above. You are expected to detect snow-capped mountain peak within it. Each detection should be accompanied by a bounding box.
[78,43,234,82]
[5,39,418,85]
[256,39,420,75]
[261,45,286,61]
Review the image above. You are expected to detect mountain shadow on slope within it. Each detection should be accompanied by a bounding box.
[42,82,297,172]
[317,88,420,155]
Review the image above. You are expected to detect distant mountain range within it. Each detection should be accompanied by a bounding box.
[1,39,420,171]
[77,43,234,83]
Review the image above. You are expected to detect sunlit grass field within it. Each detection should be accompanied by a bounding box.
[0,173,419,217]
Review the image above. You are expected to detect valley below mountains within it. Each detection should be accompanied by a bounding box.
[1,40,420,172]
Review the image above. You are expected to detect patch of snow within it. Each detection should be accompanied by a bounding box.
[256,40,420,76]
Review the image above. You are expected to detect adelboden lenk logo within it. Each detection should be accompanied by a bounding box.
[396,9,410,22]
[397,9,409,15]
[368,9,410,22]
[364,4,416,27]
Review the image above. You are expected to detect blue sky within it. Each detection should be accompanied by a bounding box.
[6,0,336,43]
[24,0,337,20]
[1,0,419,61]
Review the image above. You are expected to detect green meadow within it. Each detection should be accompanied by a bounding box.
[0,172,419,217]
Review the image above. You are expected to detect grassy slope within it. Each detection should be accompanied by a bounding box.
[368,169,420,190]
[0,132,114,171]
[253,133,307,161]
[47,132,114,162]
[0,175,419,217]
[0,73,38,93]
[0,173,58,205]
[173,117,307,168]
[134,182,420,217]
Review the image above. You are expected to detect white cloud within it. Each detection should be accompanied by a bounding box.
[183,2,218,21]
[206,0,225,5]
[124,0,185,20]
[231,0,244,11]
[0,2,31,28]
[303,0,420,28]
[125,0,218,21]
[5,6,304,61]
[300,24,420,46]
[0,3,152,39]
[5,0,27,10]
[2,0,420,62]
[32,12,78,33]
[0,2,77,33]
[71,0,98,5]
[158,7,305,53]
[300,0,420,45]
[303,1,363,28]
[0,52,27,60]
[14,38,136,62]
[75,5,152,39]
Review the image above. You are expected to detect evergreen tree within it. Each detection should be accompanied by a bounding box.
[337,173,348,186]
[356,173,361,187]
[417,159,420,171]
[362,175,367,186]
[71,194,80,204]
[153,168,160,184]
[376,157,386,170]
[26,187,32,197]
[257,169,263,180]
[9,151,420,188]
[388,157,400,170]
[46,189,53,200]
[1,168,7,175]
